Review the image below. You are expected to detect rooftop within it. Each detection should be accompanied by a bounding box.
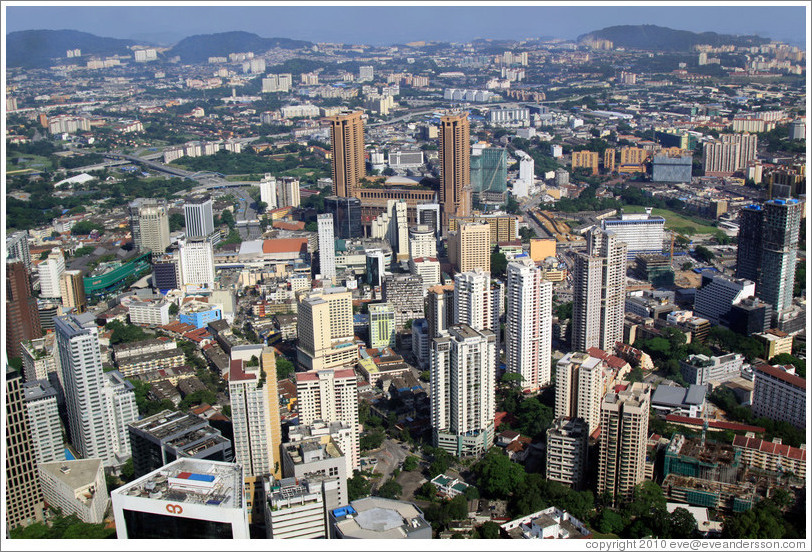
[40,459,103,490]
[23,379,58,402]
[332,497,430,539]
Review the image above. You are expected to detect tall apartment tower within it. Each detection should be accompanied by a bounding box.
[439,112,472,231]
[426,283,455,339]
[229,348,283,478]
[37,247,65,299]
[23,379,65,465]
[368,302,396,349]
[129,198,171,254]
[546,417,589,490]
[259,176,278,212]
[430,324,496,457]
[7,260,42,360]
[55,315,113,465]
[329,111,365,197]
[317,213,337,281]
[454,269,494,334]
[572,228,627,354]
[702,133,758,177]
[759,199,802,318]
[184,196,215,239]
[554,352,606,435]
[448,221,491,274]
[598,382,652,504]
[5,363,45,530]
[59,269,87,313]
[178,238,215,288]
[7,230,32,270]
[295,368,360,470]
[296,287,356,371]
[505,257,553,391]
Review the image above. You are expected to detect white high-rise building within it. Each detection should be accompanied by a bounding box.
[546,417,588,490]
[317,214,336,281]
[102,370,138,462]
[296,368,360,470]
[259,174,278,211]
[23,379,65,465]
[6,230,32,270]
[55,315,113,465]
[359,65,374,82]
[514,150,534,198]
[573,228,627,354]
[430,324,496,456]
[296,287,357,371]
[129,198,171,255]
[277,177,301,209]
[506,257,553,390]
[183,197,215,239]
[38,248,65,299]
[454,269,493,333]
[178,238,215,288]
[409,225,437,259]
[554,352,606,435]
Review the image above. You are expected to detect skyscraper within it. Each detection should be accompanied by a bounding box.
[598,382,651,504]
[572,228,627,353]
[37,247,65,299]
[184,196,215,239]
[23,379,65,465]
[454,269,493,333]
[6,260,42,360]
[439,112,471,231]
[759,198,802,318]
[554,352,606,435]
[317,213,337,281]
[546,417,588,490]
[258,175,277,211]
[736,204,764,283]
[6,230,32,270]
[59,269,87,313]
[296,287,357,371]
[325,196,363,239]
[129,198,171,254]
[448,221,491,274]
[430,324,496,456]
[506,257,553,391]
[329,111,365,198]
[178,238,215,288]
[425,283,455,339]
[5,362,45,530]
[103,370,139,462]
[470,145,508,199]
[368,303,396,349]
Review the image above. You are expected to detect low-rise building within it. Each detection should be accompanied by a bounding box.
[500,506,592,539]
[128,298,171,326]
[680,353,744,386]
[651,384,707,418]
[329,497,431,539]
[753,329,793,360]
[732,433,806,480]
[116,348,186,378]
[265,477,326,539]
[430,474,470,498]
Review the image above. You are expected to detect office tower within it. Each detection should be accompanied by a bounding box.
[439,112,471,230]
[470,145,508,198]
[369,302,396,349]
[409,258,441,292]
[325,196,363,239]
[37,247,65,299]
[7,260,42,360]
[506,257,553,391]
[296,287,356,371]
[229,349,282,478]
[178,238,215,288]
[128,410,233,478]
[546,417,588,490]
[103,370,138,462]
[554,352,606,435]
[694,273,756,325]
[572,228,627,354]
[59,269,87,313]
[317,213,337,281]
[129,198,171,254]
[183,196,215,239]
[296,368,360,470]
[513,150,534,198]
[703,133,758,177]
[265,477,327,539]
[281,437,348,510]
[448,221,491,273]
[751,364,805,429]
[152,255,180,291]
[277,176,301,208]
[600,208,665,259]
[329,111,365,197]
[409,225,438,259]
[382,273,425,329]
[7,230,32,270]
[330,497,432,539]
[365,249,387,287]
[430,324,496,456]
[112,459,250,539]
[258,175,277,211]
[426,283,455,339]
[39,459,109,524]
[55,315,112,465]
[454,269,493,332]
[760,199,802,317]
[598,382,651,503]
[417,203,442,237]
[23,379,65,465]
[5,363,45,530]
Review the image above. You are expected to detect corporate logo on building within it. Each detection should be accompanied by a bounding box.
[166,504,184,515]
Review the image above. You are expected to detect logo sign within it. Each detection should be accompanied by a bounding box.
[166,504,183,515]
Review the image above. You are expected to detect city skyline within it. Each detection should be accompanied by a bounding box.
[4,4,808,47]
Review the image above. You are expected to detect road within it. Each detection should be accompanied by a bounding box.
[229,187,263,240]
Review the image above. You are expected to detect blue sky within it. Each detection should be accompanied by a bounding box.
[5,5,808,47]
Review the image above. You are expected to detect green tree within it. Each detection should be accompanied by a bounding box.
[276,356,295,380]
[427,447,453,478]
[419,370,430,382]
[447,494,468,520]
[692,245,715,263]
[417,482,437,500]
[348,471,372,501]
[665,507,698,538]
[769,353,806,378]
[474,449,526,499]
[597,509,626,534]
[377,479,403,499]
[69,220,105,236]
[361,430,385,451]
[554,301,573,320]
[169,303,179,316]
[402,456,419,471]
[722,500,785,539]
[169,212,185,232]
[490,249,508,278]
[479,520,501,539]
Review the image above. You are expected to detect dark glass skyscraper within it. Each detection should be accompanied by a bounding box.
[325,196,363,239]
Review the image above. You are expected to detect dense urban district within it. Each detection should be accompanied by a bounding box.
[4,24,807,542]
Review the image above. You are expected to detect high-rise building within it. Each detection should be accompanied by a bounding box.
[470,145,508,197]
[178,238,215,288]
[329,111,365,197]
[598,382,652,503]
[152,255,180,291]
[506,257,553,391]
[59,269,87,313]
[368,302,396,349]
[103,370,139,462]
[371,199,409,260]
[417,203,442,237]
[296,368,360,470]
[21,335,58,382]
[23,379,65,465]
[265,477,328,538]
[572,150,599,175]
[112,458,249,539]
[129,198,171,254]
[6,230,32,270]
[554,352,606,435]
[751,364,805,429]
[759,199,802,318]
[325,196,363,239]
[296,287,357,371]
[703,133,758,177]
[281,437,348,511]
[229,349,282,478]
[448,221,491,273]
[600,209,665,259]
[183,196,215,239]
[513,150,534,198]
[6,261,42,360]
[277,176,301,208]
[37,247,65,299]
[382,273,425,329]
[317,213,337,281]
[258,175,277,211]
[572,228,627,353]
[454,269,493,333]
[39,459,109,524]
[439,112,472,230]
[546,417,588,490]
[426,283,455,339]
[430,325,496,456]
[409,225,438,260]
[694,273,756,325]
[5,363,45,530]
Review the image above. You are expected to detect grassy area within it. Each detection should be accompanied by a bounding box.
[6,154,56,172]
[623,205,717,236]
[225,174,261,182]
